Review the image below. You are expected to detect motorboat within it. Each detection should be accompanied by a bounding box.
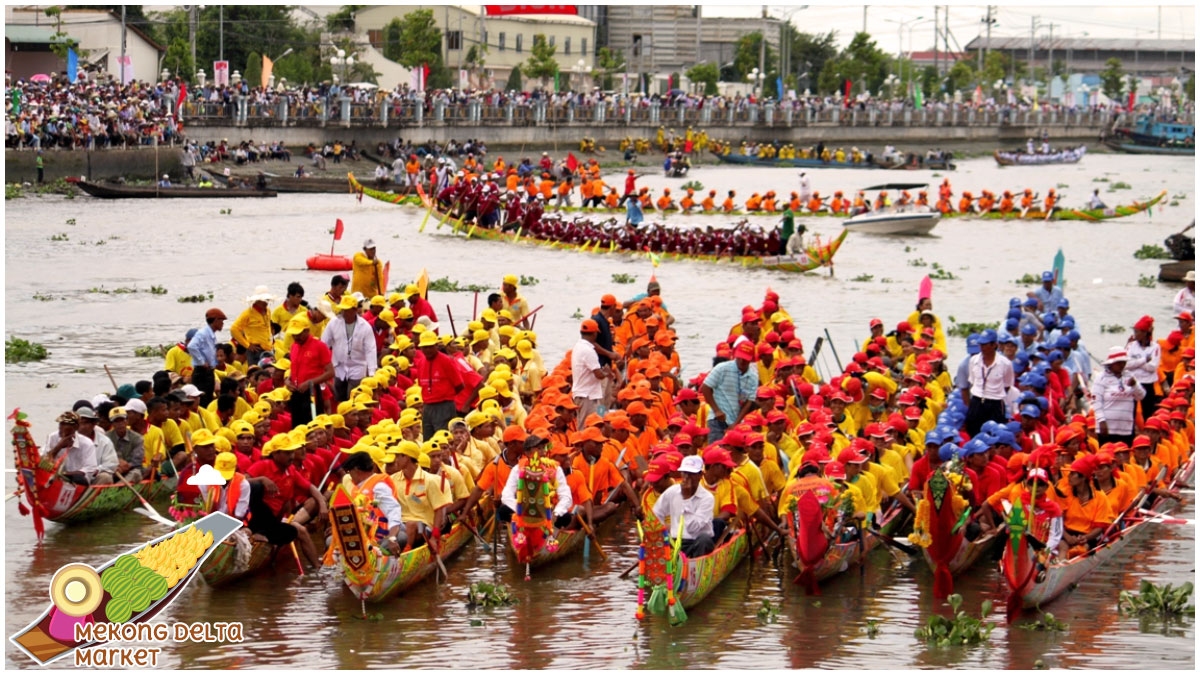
[842,183,940,235]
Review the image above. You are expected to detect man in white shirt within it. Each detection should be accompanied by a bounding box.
[1125,315,1162,415]
[45,412,99,485]
[76,407,118,485]
[1092,348,1145,445]
[322,296,377,401]
[797,172,811,203]
[500,451,574,524]
[963,329,1014,436]
[571,319,612,427]
[652,455,716,558]
[1174,271,1195,316]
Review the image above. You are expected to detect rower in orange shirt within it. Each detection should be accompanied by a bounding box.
[807,191,823,213]
[916,190,929,207]
[538,174,555,200]
[998,191,1015,214]
[788,191,803,211]
[745,193,763,211]
[493,156,506,174]
[978,190,995,212]
[656,189,675,211]
[605,187,620,209]
[1020,189,1035,213]
[722,190,737,212]
[958,192,975,213]
[897,191,912,206]
[1044,188,1058,215]
[936,195,953,213]
[830,191,847,214]
[589,176,606,207]
[762,191,777,212]
[702,189,717,211]
[1054,455,1113,558]
[853,191,869,213]
[580,176,595,205]
[938,178,952,200]
[874,191,889,210]
[680,188,697,211]
[505,169,520,192]
[638,187,653,208]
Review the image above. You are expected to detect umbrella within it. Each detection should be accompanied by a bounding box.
[30,74,51,83]
[347,82,378,89]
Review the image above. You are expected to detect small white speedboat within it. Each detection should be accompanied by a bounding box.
[844,206,941,235]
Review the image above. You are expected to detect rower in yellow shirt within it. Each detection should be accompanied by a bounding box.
[351,239,386,299]
[164,329,195,380]
[230,287,275,360]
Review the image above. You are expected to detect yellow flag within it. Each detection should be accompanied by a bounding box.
[261,55,274,89]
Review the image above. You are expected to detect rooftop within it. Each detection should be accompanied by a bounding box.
[965,36,1194,52]
[4,24,64,44]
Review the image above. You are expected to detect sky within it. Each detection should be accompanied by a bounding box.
[702,1,1197,54]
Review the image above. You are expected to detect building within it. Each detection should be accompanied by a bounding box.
[907,50,969,70]
[354,5,596,89]
[597,6,782,79]
[5,6,164,81]
[964,36,1194,77]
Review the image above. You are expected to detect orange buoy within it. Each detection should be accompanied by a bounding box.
[306,254,352,271]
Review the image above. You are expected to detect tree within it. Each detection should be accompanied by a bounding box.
[946,60,975,93]
[325,5,364,32]
[465,44,488,88]
[593,47,624,90]
[686,62,719,95]
[817,32,889,96]
[522,34,559,87]
[789,30,838,91]
[162,38,194,81]
[244,51,262,89]
[920,65,938,96]
[391,9,442,69]
[1187,73,1195,102]
[1099,57,1125,100]
[734,32,775,79]
[505,67,523,91]
[1051,58,1067,81]
[382,18,403,62]
[979,51,1010,89]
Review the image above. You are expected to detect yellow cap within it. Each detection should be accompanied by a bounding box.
[404,283,420,298]
[411,323,427,335]
[499,310,515,322]
[503,274,519,286]
[476,386,497,401]
[467,320,484,333]
[497,348,518,362]
[216,428,237,444]
[190,429,216,447]
[214,452,238,480]
[214,436,232,453]
[515,339,535,359]
[466,410,489,430]
[380,354,398,368]
[285,317,311,335]
[472,329,491,344]
[481,308,498,322]
[395,307,414,320]
[418,331,440,347]
[396,356,411,370]
[285,429,307,450]
[330,413,346,429]
[336,401,354,416]
[387,292,404,305]
[370,295,386,307]
[395,440,421,460]
[231,420,254,436]
[263,432,290,456]
[498,325,517,338]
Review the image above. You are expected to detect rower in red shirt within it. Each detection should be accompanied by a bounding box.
[248,429,327,568]
[413,331,477,438]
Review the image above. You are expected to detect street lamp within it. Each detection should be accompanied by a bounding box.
[195,69,206,88]
[331,49,355,83]
[747,67,764,96]
[885,15,923,97]
[160,67,171,83]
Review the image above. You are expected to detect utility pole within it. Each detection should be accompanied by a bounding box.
[189,5,196,80]
[863,7,867,34]
[1029,16,1037,84]
[1046,23,1055,89]
[219,5,223,62]
[980,6,994,72]
[934,5,939,76]
[759,4,767,96]
[120,5,126,83]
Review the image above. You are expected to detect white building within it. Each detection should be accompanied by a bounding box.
[5,6,164,82]
[354,5,596,90]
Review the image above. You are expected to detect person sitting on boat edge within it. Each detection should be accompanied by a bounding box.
[652,455,717,558]
[45,411,99,485]
[389,440,451,552]
[247,429,325,567]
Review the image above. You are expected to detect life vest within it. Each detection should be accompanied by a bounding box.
[222,473,249,524]
[358,473,398,543]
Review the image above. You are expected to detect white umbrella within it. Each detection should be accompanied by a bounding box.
[346,82,378,89]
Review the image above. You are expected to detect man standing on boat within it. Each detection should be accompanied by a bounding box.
[702,342,759,444]
[352,240,385,299]
[963,330,1013,436]
[1174,271,1195,316]
[1092,348,1145,445]
[652,455,716,558]
[322,296,377,402]
[187,308,227,404]
[285,316,334,426]
[1124,316,1162,415]
[797,172,811,204]
[571,319,613,427]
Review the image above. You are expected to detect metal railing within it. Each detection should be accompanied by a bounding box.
[177,96,1185,130]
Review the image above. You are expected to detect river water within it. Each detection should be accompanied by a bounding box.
[4,155,1195,669]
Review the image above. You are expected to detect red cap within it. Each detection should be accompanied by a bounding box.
[805,445,831,463]
[903,406,923,421]
[721,430,746,448]
[897,321,913,333]
[837,447,869,464]
[673,388,700,404]
[757,343,775,356]
[869,387,888,400]
[844,363,864,375]
[1069,454,1098,479]
[673,432,694,447]
[1131,434,1152,449]
[824,460,847,480]
[869,318,883,328]
[600,293,618,307]
[734,342,757,361]
[1178,311,1194,322]
[745,431,765,446]
[766,409,788,424]
[1133,315,1154,332]
[702,447,735,468]
[795,422,815,437]
[865,422,888,437]
[644,454,682,482]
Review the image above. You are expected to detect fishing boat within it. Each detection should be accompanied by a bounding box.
[347,173,423,206]
[842,183,940,235]
[1108,114,1195,153]
[1103,139,1194,156]
[197,528,276,588]
[11,414,177,528]
[327,485,472,603]
[418,192,848,274]
[993,146,1087,166]
[65,177,276,199]
[9,512,242,666]
[712,151,955,171]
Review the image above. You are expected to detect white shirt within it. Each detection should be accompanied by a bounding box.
[798,175,811,200]
[45,431,98,480]
[570,338,604,400]
[86,431,119,473]
[652,483,715,541]
[321,315,377,380]
[1091,369,1144,435]
[500,463,573,517]
[1174,287,1195,316]
[369,478,404,526]
[1124,339,1160,384]
[967,353,1014,400]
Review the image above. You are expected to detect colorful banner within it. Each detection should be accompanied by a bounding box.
[261,55,274,89]
[213,60,229,86]
[484,5,577,16]
[67,48,78,83]
[117,55,133,85]
[914,84,923,109]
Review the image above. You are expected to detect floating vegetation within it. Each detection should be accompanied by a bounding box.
[134,345,168,358]
[1101,324,1126,334]
[1108,181,1132,191]
[177,292,214,303]
[1137,274,1157,289]
[518,275,540,286]
[570,308,585,319]
[424,277,491,293]
[32,292,58,302]
[7,337,49,363]
[1017,611,1069,631]
[1015,273,1039,284]
[850,273,875,282]
[1118,580,1194,616]
[907,258,928,267]
[915,595,995,647]
[928,262,958,280]
[466,582,517,609]
[947,318,1000,338]
[5,184,23,199]
[50,233,69,242]
[1133,244,1172,260]
[681,180,704,192]
[611,273,637,284]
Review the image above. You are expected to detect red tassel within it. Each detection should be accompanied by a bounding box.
[18,502,29,516]
[1005,593,1023,623]
[32,505,45,540]
[932,564,954,599]
[793,569,820,595]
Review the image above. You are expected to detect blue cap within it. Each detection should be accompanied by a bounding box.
[1042,313,1058,327]
[1021,323,1037,336]
[997,430,1022,450]
[1020,404,1041,417]
[963,439,989,456]
[1024,297,1039,307]
[1030,374,1048,389]
[1057,298,1070,309]
[1054,336,1073,350]
[1005,421,1022,435]
[999,333,1016,345]
[938,442,962,462]
[1042,271,1055,282]
[1036,396,1048,411]
[966,334,981,355]
[185,328,198,341]
[1060,316,1076,330]
[1029,350,1046,360]
[924,428,943,445]
[1013,358,1029,376]
[1007,308,1023,321]
[1005,318,1020,330]
[1009,297,1022,308]
[979,329,998,344]
[1049,349,1064,362]
[1068,329,1081,341]
[981,420,1000,434]
[973,432,997,448]
[1018,391,1038,404]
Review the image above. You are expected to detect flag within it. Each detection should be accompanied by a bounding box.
[67,48,78,83]
[1127,90,1135,112]
[914,85,924,109]
[11,88,20,114]
[261,55,273,88]
[776,76,784,99]
[334,218,345,241]
[566,152,578,172]
[1032,88,1039,112]
[843,79,852,106]
[175,82,187,114]
[213,60,230,86]
[117,55,133,85]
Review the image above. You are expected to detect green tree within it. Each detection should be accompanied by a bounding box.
[1099,57,1125,100]
[1187,73,1195,102]
[391,9,442,69]
[733,32,776,79]
[1051,58,1067,80]
[244,51,262,89]
[593,46,624,90]
[980,51,1009,89]
[789,30,838,90]
[817,32,889,96]
[686,62,719,95]
[920,65,938,95]
[522,34,559,87]
[325,5,364,32]
[1126,74,1139,101]
[946,60,975,93]
[505,67,523,91]
[382,18,403,61]
[162,38,194,82]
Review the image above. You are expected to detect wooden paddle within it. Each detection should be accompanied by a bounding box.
[579,515,608,560]
[113,472,177,527]
[103,364,119,391]
[865,527,919,556]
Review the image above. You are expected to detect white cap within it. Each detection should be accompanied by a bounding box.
[363,238,376,249]
[679,455,704,474]
[125,399,147,415]
[181,384,202,397]
[91,394,112,408]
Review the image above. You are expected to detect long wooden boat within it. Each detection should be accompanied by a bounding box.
[712,151,956,171]
[674,528,749,609]
[994,146,1086,166]
[327,485,472,603]
[504,525,589,571]
[65,177,276,199]
[638,524,750,620]
[922,530,1000,578]
[347,173,423,206]
[785,498,905,593]
[1104,139,1195,156]
[197,527,276,588]
[419,192,848,274]
[1001,456,1194,619]
[9,512,242,666]
[959,190,1166,222]
[11,416,177,527]
[212,171,371,194]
